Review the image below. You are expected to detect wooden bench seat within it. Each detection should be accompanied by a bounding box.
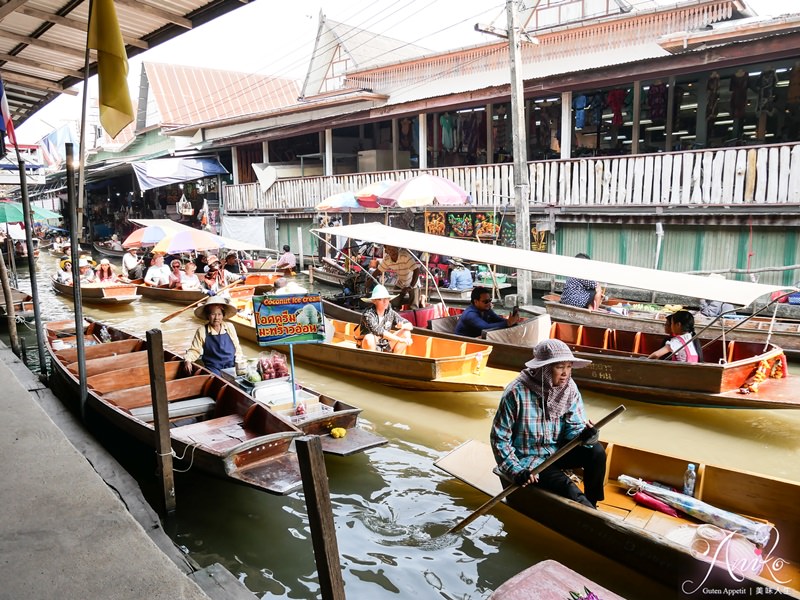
[56,338,143,364]
[69,350,150,378]
[87,361,182,394]
[104,375,214,411]
[129,396,217,422]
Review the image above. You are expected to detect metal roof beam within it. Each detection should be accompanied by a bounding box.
[113,0,193,30]
[0,29,86,58]
[19,6,150,50]
[0,52,83,78]
[0,70,78,95]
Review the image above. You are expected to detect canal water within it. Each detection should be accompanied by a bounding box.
[10,254,800,599]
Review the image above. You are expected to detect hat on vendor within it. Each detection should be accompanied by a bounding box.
[194,295,237,321]
[524,339,591,370]
[361,284,396,303]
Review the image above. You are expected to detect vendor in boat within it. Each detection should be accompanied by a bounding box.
[180,262,203,291]
[455,286,520,337]
[274,245,296,276]
[560,253,603,311]
[647,310,702,362]
[699,274,736,318]
[184,296,244,376]
[78,258,96,283]
[491,339,604,509]
[374,245,421,309]
[354,284,413,354]
[144,253,171,287]
[122,247,143,280]
[95,259,118,284]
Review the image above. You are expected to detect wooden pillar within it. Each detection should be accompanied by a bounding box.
[696,74,709,148]
[231,147,240,185]
[665,76,676,151]
[324,129,333,176]
[146,329,176,515]
[391,118,399,170]
[418,113,428,170]
[433,112,440,167]
[632,81,641,155]
[486,104,494,164]
[560,91,572,159]
[262,140,270,163]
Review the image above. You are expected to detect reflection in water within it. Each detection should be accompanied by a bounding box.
[10,255,800,599]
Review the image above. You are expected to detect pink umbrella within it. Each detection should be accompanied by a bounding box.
[377,174,470,208]
[354,179,396,208]
[122,226,169,248]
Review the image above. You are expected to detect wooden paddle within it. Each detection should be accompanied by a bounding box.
[160,279,242,323]
[447,404,626,535]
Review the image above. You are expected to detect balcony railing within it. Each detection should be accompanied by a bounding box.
[223,142,800,213]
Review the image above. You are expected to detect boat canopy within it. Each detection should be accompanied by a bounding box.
[313,223,793,307]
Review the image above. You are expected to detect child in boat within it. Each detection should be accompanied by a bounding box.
[647,310,703,362]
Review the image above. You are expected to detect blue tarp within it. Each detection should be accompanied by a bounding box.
[131,157,228,191]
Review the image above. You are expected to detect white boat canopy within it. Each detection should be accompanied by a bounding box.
[130,218,263,251]
[313,223,794,307]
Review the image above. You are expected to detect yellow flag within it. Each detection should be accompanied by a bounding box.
[87,0,134,139]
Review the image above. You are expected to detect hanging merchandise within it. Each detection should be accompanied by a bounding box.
[177,193,194,216]
[707,72,721,121]
[447,213,474,238]
[729,70,749,119]
[587,93,605,127]
[648,82,668,122]
[440,112,456,151]
[606,89,627,126]
[573,95,588,130]
[756,69,778,116]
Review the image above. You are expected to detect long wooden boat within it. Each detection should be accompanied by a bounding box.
[136,284,208,304]
[437,440,800,597]
[51,275,140,305]
[544,293,800,359]
[0,287,34,322]
[228,300,511,392]
[490,559,627,600]
[92,242,126,258]
[45,319,387,494]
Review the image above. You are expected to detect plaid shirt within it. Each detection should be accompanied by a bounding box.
[356,305,409,351]
[491,376,587,481]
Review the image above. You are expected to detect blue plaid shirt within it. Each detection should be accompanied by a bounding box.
[491,376,587,481]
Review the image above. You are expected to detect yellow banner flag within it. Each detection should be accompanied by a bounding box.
[88,0,134,139]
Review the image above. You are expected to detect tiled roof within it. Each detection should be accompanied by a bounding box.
[144,62,300,128]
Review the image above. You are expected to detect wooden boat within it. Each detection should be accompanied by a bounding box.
[135,273,283,304]
[437,441,800,597]
[429,283,513,304]
[0,287,34,322]
[45,319,387,494]
[51,275,140,305]
[228,300,511,392]
[544,293,800,359]
[92,241,126,258]
[490,559,626,600]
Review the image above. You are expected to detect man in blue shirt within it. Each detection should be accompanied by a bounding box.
[454,286,520,337]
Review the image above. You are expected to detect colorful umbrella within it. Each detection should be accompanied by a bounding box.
[377,174,470,208]
[354,179,396,208]
[152,229,225,254]
[0,200,61,223]
[315,191,360,212]
[122,226,169,248]
[618,475,772,545]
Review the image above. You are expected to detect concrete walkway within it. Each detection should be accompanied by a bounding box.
[0,342,252,599]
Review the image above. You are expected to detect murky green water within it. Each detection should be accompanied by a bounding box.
[9,254,800,599]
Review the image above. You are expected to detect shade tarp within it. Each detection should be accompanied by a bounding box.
[313,223,793,307]
[130,218,262,251]
[220,216,269,250]
[131,157,228,191]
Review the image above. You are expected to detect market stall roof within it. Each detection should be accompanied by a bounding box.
[129,218,263,252]
[314,223,794,307]
[131,156,228,191]
[0,0,250,126]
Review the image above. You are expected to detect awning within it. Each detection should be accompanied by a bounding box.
[129,218,263,251]
[131,157,228,191]
[313,223,794,307]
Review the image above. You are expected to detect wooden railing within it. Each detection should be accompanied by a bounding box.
[223,142,800,213]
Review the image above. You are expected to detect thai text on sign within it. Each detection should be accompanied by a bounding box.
[252,294,325,346]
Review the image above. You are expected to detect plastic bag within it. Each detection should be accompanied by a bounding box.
[257,350,290,380]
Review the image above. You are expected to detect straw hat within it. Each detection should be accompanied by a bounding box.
[59,257,72,270]
[361,284,396,303]
[194,295,236,320]
[78,258,91,268]
[524,339,591,369]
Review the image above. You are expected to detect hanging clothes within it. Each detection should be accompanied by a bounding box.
[399,118,413,150]
[606,89,627,126]
[648,82,668,122]
[756,69,778,116]
[440,113,456,151]
[706,72,721,121]
[573,95,588,129]
[587,93,605,127]
[729,71,749,119]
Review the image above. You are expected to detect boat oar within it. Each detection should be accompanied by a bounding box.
[447,404,626,535]
[160,279,242,323]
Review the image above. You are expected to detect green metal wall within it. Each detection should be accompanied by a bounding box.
[277,219,317,256]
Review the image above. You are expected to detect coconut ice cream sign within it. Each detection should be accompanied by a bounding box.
[252,293,325,345]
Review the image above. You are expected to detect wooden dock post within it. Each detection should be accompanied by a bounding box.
[295,436,345,600]
[145,329,176,515]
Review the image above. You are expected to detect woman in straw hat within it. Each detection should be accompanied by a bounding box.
[354,284,413,354]
[491,339,605,509]
[57,257,73,285]
[184,296,244,376]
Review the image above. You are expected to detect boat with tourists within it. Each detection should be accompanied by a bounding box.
[133,272,283,304]
[51,276,140,306]
[436,439,800,597]
[45,319,387,494]
[312,223,799,409]
[92,241,126,258]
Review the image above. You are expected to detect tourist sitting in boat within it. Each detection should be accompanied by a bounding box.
[491,339,604,509]
[57,257,73,284]
[143,253,171,287]
[168,259,184,289]
[454,286,520,338]
[354,284,413,354]
[78,258,96,283]
[122,247,143,280]
[179,262,203,291]
[184,296,244,376]
[647,310,703,362]
[448,260,474,290]
[223,251,248,274]
[560,253,603,311]
[203,257,243,295]
[699,274,736,318]
[14,240,27,256]
[374,245,421,309]
[95,259,118,284]
[274,245,296,276]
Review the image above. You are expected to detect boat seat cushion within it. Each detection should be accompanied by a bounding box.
[129,396,216,422]
[483,314,551,347]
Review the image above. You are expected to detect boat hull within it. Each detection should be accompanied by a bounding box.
[51,276,139,305]
[92,242,126,258]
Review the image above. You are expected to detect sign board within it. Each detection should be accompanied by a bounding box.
[252,293,325,346]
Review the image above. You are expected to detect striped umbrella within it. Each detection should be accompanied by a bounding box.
[121,226,169,248]
[377,174,470,208]
[152,229,225,254]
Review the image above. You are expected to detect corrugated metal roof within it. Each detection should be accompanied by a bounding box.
[0,0,249,127]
